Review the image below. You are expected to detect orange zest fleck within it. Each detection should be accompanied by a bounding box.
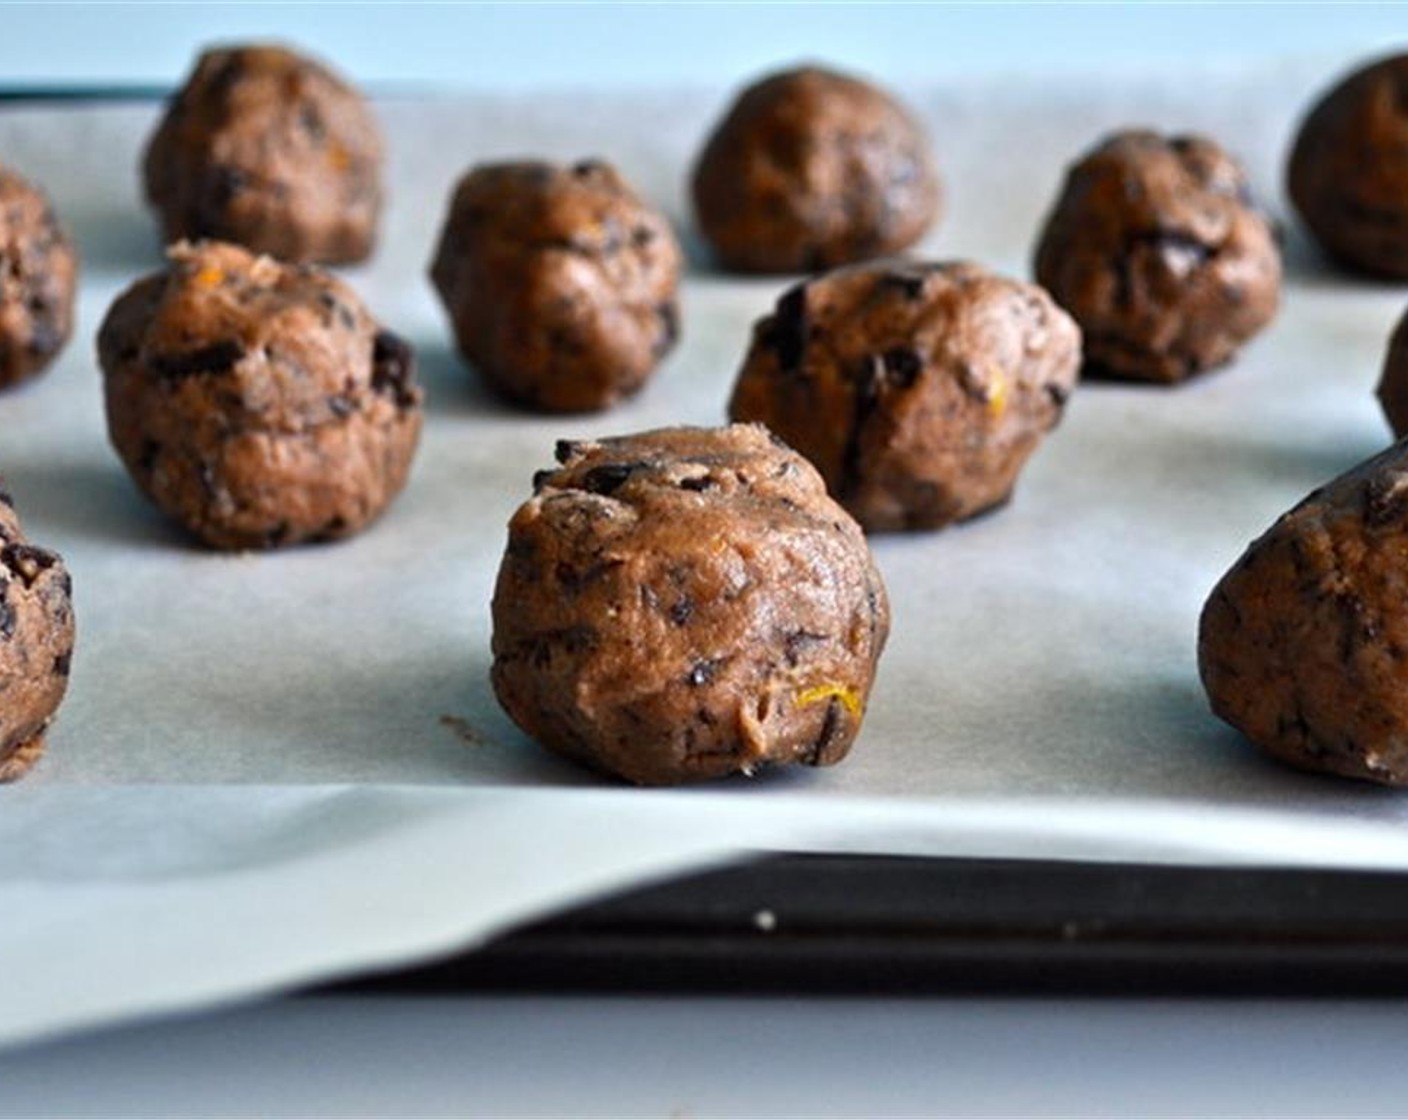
[986,369,1008,419]
[796,683,861,717]
[193,266,224,288]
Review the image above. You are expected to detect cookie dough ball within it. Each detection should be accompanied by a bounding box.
[691,66,941,274]
[144,44,383,264]
[1199,441,1408,785]
[429,160,682,413]
[98,240,422,550]
[491,424,890,785]
[1288,54,1408,277]
[728,260,1080,532]
[0,487,75,781]
[1376,306,1408,436]
[1034,130,1280,383]
[0,166,76,390]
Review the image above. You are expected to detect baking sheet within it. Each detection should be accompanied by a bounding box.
[6,53,1408,1047]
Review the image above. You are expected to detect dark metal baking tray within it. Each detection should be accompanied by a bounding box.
[329,853,1408,997]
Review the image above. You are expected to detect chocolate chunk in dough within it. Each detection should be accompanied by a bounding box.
[1288,53,1408,277]
[97,239,423,550]
[0,489,75,781]
[491,424,890,785]
[1035,130,1280,383]
[0,166,77,390]
[144,44,384,264]
[1199,441,1408,785]
[429,159,682,413]
[691,65,941,274]
[729,260,1080,532]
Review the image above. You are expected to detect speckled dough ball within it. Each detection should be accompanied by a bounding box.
[1289,54,1408,277]
[144,44,383,264]
[429,160,682,413]
[1199,441,1408,786]
[0,166,76,390]
[491,425,890,786]
[1034,130,1280,383]
[1376,307,1408,437]
[691,66,941,274]
[728,260,1080,532]
[98,240,422,550]
[0,487,75,781]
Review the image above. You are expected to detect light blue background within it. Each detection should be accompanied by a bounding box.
[2,3,1406,89]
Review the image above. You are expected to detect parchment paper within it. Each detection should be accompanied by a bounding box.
[5,54,1408,1048]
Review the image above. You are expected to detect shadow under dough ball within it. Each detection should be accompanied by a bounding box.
[728,260,1080,532]
[429,160,682,413]
[1034,130,1280,383]
[0,165,76,390]
[1289,53,1408,278]
[1200,440,1408,786]
[491,424,890,786]
[0,488,75,782]
[143,43,383,264]
[691,65,941,274]
[98,240,423,550]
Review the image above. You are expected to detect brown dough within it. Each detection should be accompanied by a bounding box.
[1288,53,1408,277]
[1199,440,1408,785]
[144,44,383,264]
[691,66,941,274]
[98,240,422,550]
[1034,130,1280,383]
[1376,307,1408,437]
[0,165,77,390]
[728,259,1080,532]
[429,159,681,413]
[0,487,75,781]
[491,424,890,785]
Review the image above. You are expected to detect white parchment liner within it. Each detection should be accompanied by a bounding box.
[4,54,1407,1047]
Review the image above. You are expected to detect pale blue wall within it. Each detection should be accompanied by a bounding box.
[1,3,1404,89]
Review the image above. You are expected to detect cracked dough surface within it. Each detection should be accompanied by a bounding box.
[0,164,76,390]
[1289,53,1408,278]
[1034,130,1280,383]
[98,240,422,550]
[1200,441,1408,786]
[490,424,890,785]
[729,259,1080,532]
[429,160,681,413]
[691,65,940,274]
[144,44,383,264]
[0,488,74,782]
